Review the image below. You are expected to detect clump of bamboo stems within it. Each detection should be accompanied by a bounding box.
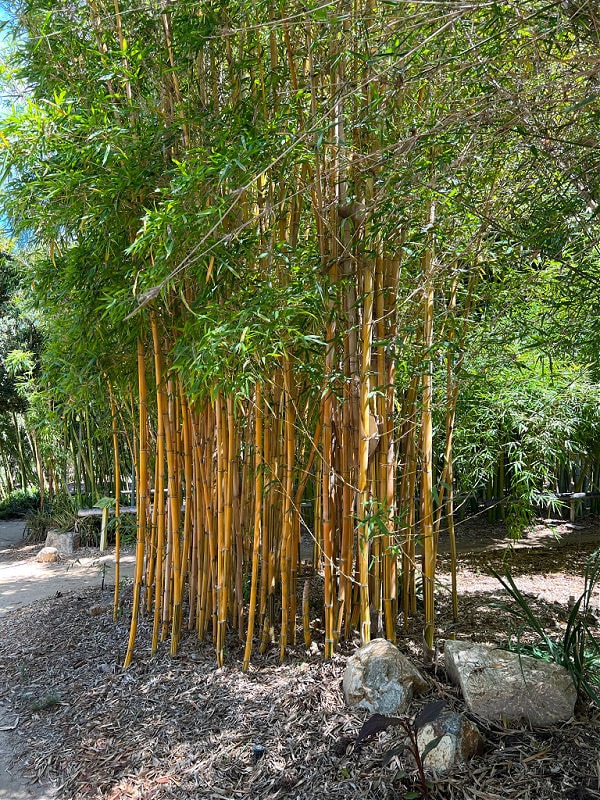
[53,0,475,669]
[121,211,467,668]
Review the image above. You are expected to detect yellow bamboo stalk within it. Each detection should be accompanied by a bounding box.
[205,405,218,643]
[225,395,235,625]
[338,431,354,640]
[188,412,201,630]
[434,276,459,542]
[166,376,183,655]
[340,276,359,642]
[215,393,231,667]
[232,418,244,639]
[322,383,336,657]
[447,452,459,622]
[243,383,263,670]
[190,410,202,630]
[260,382,281,653]
[358,254,374,646]
[194,407,217,640]
[197,530,211,638]
[293,400,323,646]
[178,388,194,632]
[384,255,401,641]
[374,255,393,641]
[152,417,166,653]
[108,385,121,621]
[259,394,272,653]
[145,435,159,613]
[150,312,168,653]
[401,375,419,627]
[302,578,311,646]
[123,336,148,669]
[438,270,476,620]
[421,216,436,654]
[279,357,296,662]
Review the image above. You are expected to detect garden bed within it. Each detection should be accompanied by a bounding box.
[0,519,599,800]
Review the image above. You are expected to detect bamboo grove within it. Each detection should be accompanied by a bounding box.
[2,0,600,666]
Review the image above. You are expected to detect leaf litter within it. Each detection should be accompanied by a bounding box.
[0,525,599,799]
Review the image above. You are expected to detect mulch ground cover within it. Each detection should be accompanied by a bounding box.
[1,521,599,800]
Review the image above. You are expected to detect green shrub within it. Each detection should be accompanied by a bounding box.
[23,507,50,542]
[0,488,41,519]
[24,493,79,543]
[24,494,135,547]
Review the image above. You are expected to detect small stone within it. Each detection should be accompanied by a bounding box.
[252,744,265,763]
[89,605,109,617]
[417,712,483,773]
[36,547,59,563]
[343,638,428,716]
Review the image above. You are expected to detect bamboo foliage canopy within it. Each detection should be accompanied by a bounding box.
[2,0,600,665]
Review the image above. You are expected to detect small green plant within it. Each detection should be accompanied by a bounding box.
[29,693,61,712]
[76,515,100,547]
[99,561,108,591]
[353,701,445,798]
[106,511,137,545]
[491,548,600,705]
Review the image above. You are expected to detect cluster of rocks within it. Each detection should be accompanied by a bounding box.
[342,638,577,773]
[35,530,80,563]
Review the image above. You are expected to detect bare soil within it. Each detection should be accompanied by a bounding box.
[0,515,599,800]
[0,519,136,618]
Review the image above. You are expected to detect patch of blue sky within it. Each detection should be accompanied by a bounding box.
[0,2,12,47]
[0,3,21,241]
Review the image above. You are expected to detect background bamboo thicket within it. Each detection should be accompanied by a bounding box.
[3,0,600,665]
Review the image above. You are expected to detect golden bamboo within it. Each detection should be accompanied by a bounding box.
[108,385,121,621]
[358,248,375,646]
[123,336,148,669]
[215,393,228,667]
[279,357,296,662]
[243,384,263,670]
[421,211,436,654]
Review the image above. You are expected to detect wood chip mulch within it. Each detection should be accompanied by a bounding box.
[1,541,600,799]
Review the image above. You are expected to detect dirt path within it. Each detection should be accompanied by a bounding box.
[437,513,600,554]
[0,520,136,618]
[0,520,135,798]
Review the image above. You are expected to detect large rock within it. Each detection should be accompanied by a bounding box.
[417,711,483,773]
[45,530,80,556]
[36,546,59,563]
[343,638,428,715]
[444,640,576,726]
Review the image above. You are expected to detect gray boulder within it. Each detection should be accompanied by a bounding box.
[343,638,428,715]
[444,640,576,726]
[45,530,80,556]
